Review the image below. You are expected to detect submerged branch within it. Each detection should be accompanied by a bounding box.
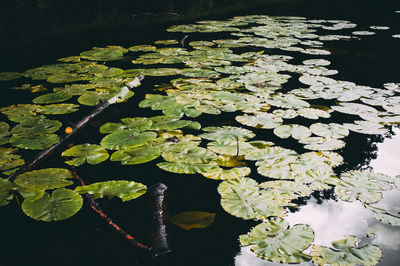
[70,166,152,251]
[7,75,144,182]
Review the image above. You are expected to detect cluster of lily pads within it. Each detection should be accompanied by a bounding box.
[1,14,400,265]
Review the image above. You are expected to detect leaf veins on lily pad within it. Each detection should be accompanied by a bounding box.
[62,144,109,166]
[110,147,161,165]
[240,218,314,263]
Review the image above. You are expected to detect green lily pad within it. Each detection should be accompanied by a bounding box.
[366,205,400,226]
[62,144,109,166]
[33,92,73,104]
[236,113,283,129]
[15,168,74,191]
[157,161,218,174]
[240,218,314,263]
[207,139,273,156]
[0,104,39,122]
[47,73,84,83]
[99,117,152,134]
[311,236,381,266]
[170,211,216,230]
[310,123,349,139]
[162,146,217,164]
[110,147,161,165]
[299,137,346,151]
[218,177,287,220]
[0,72,23,81]
[22,188,83,222]
[245,146,298,162]
[36,104,79,115]
[101,130,157,150]
[129,45,157,52]
[80,46,127,61]
[0,148,25,171]
[10,134,59,150]
[0,179,19,206]
[335,170,394,204]
[260,181,312,203]
[154,39,179,45]
[11,116,62,137]
[75,180,146,201]
[273,124,311,139]
[17,187,45,201]
[0,122,10,145]
[201,166,250,180]
[200,126,255,141]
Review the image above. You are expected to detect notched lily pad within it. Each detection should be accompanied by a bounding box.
[110,147,161,165]
[101,130,157,150]
[170,211,216,230]
[15,168,74,191]
[62,144,109,166]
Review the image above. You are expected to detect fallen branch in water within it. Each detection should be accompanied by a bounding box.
[70,166,152,251]
[7,75,144,182]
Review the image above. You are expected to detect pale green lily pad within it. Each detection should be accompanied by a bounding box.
[295,167,339,191]
[272,109,298,119]
[101,130,157,150]
[273,124,311,139]
[344,120,388,135]
[200,126,255,141]
[311,236,381,266]
[266,94,310,109]
[162,146,217,164]
[36,104,79,115]
[110,147,161,165]
[240,218,314,263]
[218,177,287,220]
[62,144,109,166]
[299,137,346,151]
[22,188,83,222]
[298,151,343,167]
[245,146,298,162]
[15,168,74,191]
[335,170,394,204]
[100,117,152,134]
[201,166,250,180]
[366,205,400,226]
[310,123,349,139]
[207,139,273,156]
[80,46,126,61]
[170,211,216,230]
[75,180,146,201]
[297,108,331,119]
[10,134,59,150]
[236,113,283,129]
[0,179,19,206]
[260,181,312,203]
[157,162,218,174]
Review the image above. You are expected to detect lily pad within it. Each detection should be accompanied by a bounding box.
[36,104,79,115]
[15,168,74,191]
[200,126,255,141]
[335,170,394,204]
[75,180,146,201]
[218,177,287,220]
[0,179,19,206]
[101,130,157,150]
[170,211,216,230]
[273,124,311,139]
[0,72,23,81]
[299,137,346,151]
[236,113,283,129]
[162,146,217,164]
[22,188,83,222]
[0,123,11,145]
[240,218,314,263]
[201,166,251,180]
[110,147,161,165]
[10,134,59,150]
[310,123,349,139]
[62,144,109,166]
[311,236,381,266]
[260,181,312,203]
[0,148,25,171]
[99,117,152,134]
[157,161,218,174]
[33,92,73,104]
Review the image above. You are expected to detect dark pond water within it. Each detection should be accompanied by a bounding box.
[1,1,400,266]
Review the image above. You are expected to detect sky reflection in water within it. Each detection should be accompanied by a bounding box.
[235,128,400,265]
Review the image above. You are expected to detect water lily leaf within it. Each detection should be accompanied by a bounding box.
[0,104,38,122]
[218,177,287,220]
[75,180,146,201]
[266,94,310,109]
[0,72,23,81]
[33,92,73,104]
[332,102,378,116]
[299,137,346,151]
[216,155,246,167]
[78,91,103,106]
[15,168,74,190]
[100,117,152,134]
[310,123,349,139]
[201,166,250,180]
[311,236,381,266]
[62,144,109,166]
[110,147,161,165]
[0,148,25,171]
[154,39,178,45]
[207,139,273,157]
[36,104,79,115]
[170,211,216,230]
[335,170,394,204]
[94,67,124,78]
[257,163,296,180]
[47,73,84,83]
[22,188,83,222]
[240,218,314,263]
[297,108,331,119]
[236,113,283,129]
[0,122,10,145]
[245,146,298,162]
[162,146,217,164]
[17,187,45,201]
[0,179,18,206]
[344,120,388,135]
[260,181,312,203]
[157,161,218,174]
[294,167,339,190]
[129,45,156,52]
[149,116,200,131]
[200,126,255,141]
[80,46,126,61]
[273,124,311,139]
[272,109,298,119]
[101,130,157,150]
[366,205,400,226]
[10,134,59,150]
[297,151,343,167]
